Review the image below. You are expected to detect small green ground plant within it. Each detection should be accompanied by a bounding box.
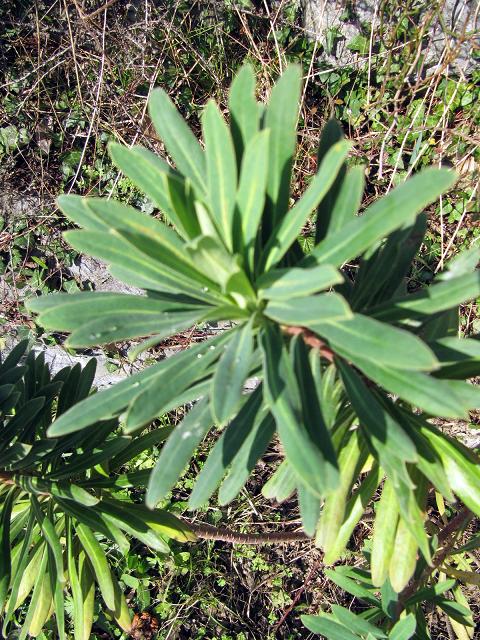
[0,340,195,638]
[23,65,480,637]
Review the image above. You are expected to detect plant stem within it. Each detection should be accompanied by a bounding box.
[187,520,310,545]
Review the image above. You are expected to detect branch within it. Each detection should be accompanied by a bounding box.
[187,520,310,545]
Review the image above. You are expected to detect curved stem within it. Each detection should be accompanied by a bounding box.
[187,520,310,545]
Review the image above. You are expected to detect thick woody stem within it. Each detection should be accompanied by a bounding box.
[187,521,310,545]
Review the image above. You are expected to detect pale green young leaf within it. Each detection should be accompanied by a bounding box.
[229,64,259,166]
[148,88,206,196]
[297,482,321,537]
[30,496,64,584]
[389,614,417,640]
[262,460,297,503]
[325,464,382,564]
[371,479,400,587]
[202,100,237,250]
[17,547,48,640]
[306,169,457,267]
[262,140,351,270]
[258,264,343,300]
[389,518,418,593]
[0,489,15,613]
[74,523,115,610]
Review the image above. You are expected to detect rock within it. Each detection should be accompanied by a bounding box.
[300,0,477,75]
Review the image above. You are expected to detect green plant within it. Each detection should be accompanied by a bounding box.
[0,340,195,638]
[26,65,480,636]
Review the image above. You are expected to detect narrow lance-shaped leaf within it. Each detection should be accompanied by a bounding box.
[262,140,351,270]
[389,517,418,593]
[148,88,206,196]
[74,523,116,611]
[371,478,400,587]
[258,264,343,301]
[264,65,302,230]
[30,495,65,584]
[305,168,457,268]
[265,292,352,326]
[229,63,259,167]
[317,313,438,371]
[262,460,297,503]
[211,320,254,425]
[108,143,201,239]
[237,129,269,268]
[0,489,16,613]
[218,412,275,506]
[202,100,237,250]
[260,323,330,496]
[146,398,213,508]
[189,386,264,509]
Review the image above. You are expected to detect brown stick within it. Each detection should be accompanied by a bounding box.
[187,521,310,545]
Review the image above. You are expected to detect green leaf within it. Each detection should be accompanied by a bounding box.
[264,65,302,229]
[108,143,201,239]
[301,614,361,639]
[229,64,259,167]
[74,523,115,610]
[318,314,438,371]
[331,605,387,638]
[237,130,269,268]
[188,387,263,508]
[262,140,351,270]
[389,517,418,592]
[325,463,382,564]
[47,332,228,437]
[202,100,238,250]
[350,357,471,419]
[0,489,15,613]
[325,567,380,606]
[265,292,352,326]
[429,336,480,379]
[261,324,332,496]
[371,479,400,587]
[211,321,254,424]
[306,169,457,267]
[17,546,48,640]
[420,427,480,516]
[148,87,206,196]
[389,614,417,640]
[316,429,368,554]
[146,399,213,508]
[435,598,474,627]
[291,337,339,493]
[30,496,64,584]
[124,334,220,432]
[297,482,321,537]
[315,121,364,242]
[371,271,480,322]
[262,460,297,503]
[258,264,343,300]
[218,411,275,506]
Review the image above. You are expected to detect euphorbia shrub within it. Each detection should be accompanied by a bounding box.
[26,65,480,637]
